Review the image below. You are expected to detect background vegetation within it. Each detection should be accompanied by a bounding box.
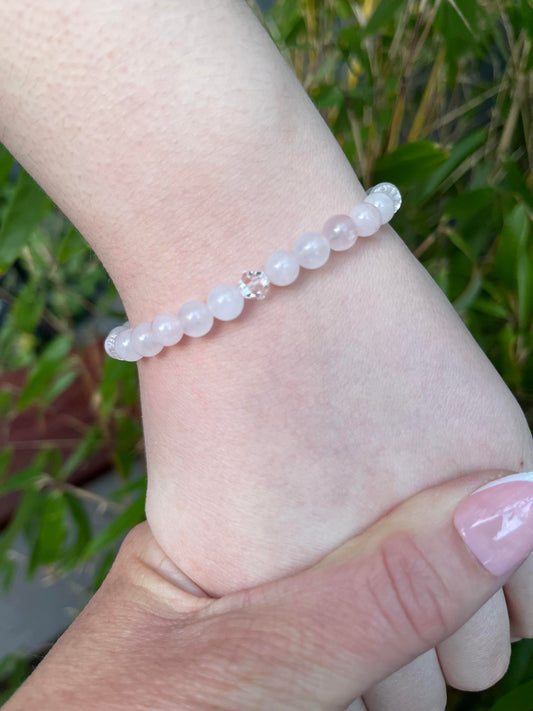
[0,0,532,707]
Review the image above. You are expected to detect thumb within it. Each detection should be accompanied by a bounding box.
[204,470,533,710]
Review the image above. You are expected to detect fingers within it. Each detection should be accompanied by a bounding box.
[202,470,533,709]
[363,650,446,711]
[504,551,533,639]
[436,590,511,691]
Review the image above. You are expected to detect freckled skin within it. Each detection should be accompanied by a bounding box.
[0,1,532,705]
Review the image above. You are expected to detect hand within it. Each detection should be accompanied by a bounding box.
[6,470,533,711]
[0,2,531,710]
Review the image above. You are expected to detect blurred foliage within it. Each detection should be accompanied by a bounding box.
[0,0,532,706]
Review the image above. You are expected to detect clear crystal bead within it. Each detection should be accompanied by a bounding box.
[366,182,402,213]
[239,270,270,300]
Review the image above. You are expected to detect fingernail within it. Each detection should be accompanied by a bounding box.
[454,472,533,577]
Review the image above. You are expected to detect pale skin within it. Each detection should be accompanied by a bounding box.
[0,1,532,710]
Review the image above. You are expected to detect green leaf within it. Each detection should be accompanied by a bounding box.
[60,427,101,481]
[114,415,142,477]
[493,205,530,293]
[82,493,146,560]
[363,0,404,36]
[0,448,13,478]
[28,491,68,573]
[418,129,487,202]
[62,492,92,568]
[311,84,344,109]
[470,298,509,320]
[374,141,448,187]
[0,464,42,496]
[0,145,14,192]
[504,160,533,211]
[90,550,116,592]
[489,679,533,711]
[0,169,52,273]
[17,362,62,411]
[42,370,78,408]
[17,335,74,410]
[0,488,42,577]
[0,388,13,417]
[40,334,73,363]
[10,280,45,332]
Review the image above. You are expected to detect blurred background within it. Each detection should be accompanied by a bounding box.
[0,0,531,707]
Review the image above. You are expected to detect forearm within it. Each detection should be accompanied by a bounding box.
[0,0,365,317]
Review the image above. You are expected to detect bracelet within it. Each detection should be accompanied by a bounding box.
[104,182,401,362]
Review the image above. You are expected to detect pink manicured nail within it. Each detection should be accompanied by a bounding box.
[454,472,533,577]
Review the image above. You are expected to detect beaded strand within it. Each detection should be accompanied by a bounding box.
[105,183,401,361]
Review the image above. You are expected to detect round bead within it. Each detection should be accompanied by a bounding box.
[366,182,402,213]
[207,284,244,321]
[364,192,395,224]
[104,325,127,359]
[322,215,358,252]
[178,300,214,337]
[151,314,184,346]
[131,322,164,357]
[349,203,381,237]
[264,250,300,286]
[293,231,330,269]
[114,329,143,362]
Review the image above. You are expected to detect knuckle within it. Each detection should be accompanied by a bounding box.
[375,533,451,648]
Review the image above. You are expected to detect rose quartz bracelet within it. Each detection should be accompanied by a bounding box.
[104,182,401,361]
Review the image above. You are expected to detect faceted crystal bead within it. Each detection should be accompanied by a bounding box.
[239,270,270,299]
[366,182,402,214]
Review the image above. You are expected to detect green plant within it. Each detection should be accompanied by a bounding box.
[0,0,532,706]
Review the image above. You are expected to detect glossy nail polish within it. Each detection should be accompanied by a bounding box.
[454,472,533,577]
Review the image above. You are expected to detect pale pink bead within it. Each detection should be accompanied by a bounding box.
[294,231,330,269]
[178,300,214,337]
[349,203,381,237]
[364,192,395,224]
[322,215,358,251]
[131,322,164,357]
[151,314,184,346]
[114,329,142,362]
[264,250,300,286]
[207,284,244,321]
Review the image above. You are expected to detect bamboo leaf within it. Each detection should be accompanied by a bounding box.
[82,493,146,560]
[0,145,14,192]
[0,170,52,273]
[418,129,487,202]
[363,0,404,36]
[28,491,68,573]
[375,141,447,186]
[0,464,42,496]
